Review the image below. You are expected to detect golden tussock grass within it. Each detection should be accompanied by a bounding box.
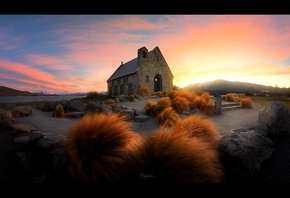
[66,113,143,183]
[168,90,178,100]
[241,97,253,108]
[226,93,240,102]
[154,91,163,97]
[121,130,224,183]
[201,92,211,103]
[169,114,220,145]
[170,96,190,114]
[156,106,181,127]
[153,97,171,116]
[200,103,216,116]
[52,105,64,117]
[104,99,116,105]
[175,89,196,103]
[144,100,157,116]
[135,85,151,96]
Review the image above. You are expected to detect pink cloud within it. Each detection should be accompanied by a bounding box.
[0,60,83,93]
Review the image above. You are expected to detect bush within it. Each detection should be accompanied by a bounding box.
[86,91,101,99]
[171,96,190,114]
[104,99,116,105]
[135,85,151,96]
[144,100,157,116]
[52,105,64,117]
[157,107,181,127]
[226,93,240,102]
[153,97,171,116]
[240,97,253,108]
[169,114,220,145]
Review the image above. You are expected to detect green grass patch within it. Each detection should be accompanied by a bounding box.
[239,95,290,110]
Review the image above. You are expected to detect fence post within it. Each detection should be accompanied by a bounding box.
[214,92,221,115]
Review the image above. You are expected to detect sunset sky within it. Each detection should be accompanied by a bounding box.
[0,15,289,94]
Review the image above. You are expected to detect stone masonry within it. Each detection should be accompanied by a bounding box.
[107,46,174,97]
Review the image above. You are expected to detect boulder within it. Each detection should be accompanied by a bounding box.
[257,102,290,136]
[218,128,273,181]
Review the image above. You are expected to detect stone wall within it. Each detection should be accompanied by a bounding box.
[108,47,173,97]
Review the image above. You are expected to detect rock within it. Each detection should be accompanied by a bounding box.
[119,109,135,120]
[11,106,32,118]
[100,104,113,114]
[66,100,86,112]
[10,123,37,132]
[257,102,290,136]
[134,115,149,122]
[14,136,30,143]
[218,128,273,180]
[84,102,100,113]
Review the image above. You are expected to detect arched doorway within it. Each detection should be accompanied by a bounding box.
[154,74,162,92]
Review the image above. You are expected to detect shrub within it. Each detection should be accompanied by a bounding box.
[189,96,202,110]
[135,85,151,96]
[122,129,224,183]
[67,113,143,183]
[171,96,190,114]
[154,91,163,97]
[168,90,178,100]
[104,99,116,105]
[128,94,135,101]
[241,97,253,108]
[86,91,101,99]
[144,100,157,116]
[52,105,64,117]
[153,97,171,116]
[162,91,168,97]
[226,93,240,102]
[169,114,219,145]
[200,103,216,116]
[156,106,181,127]
[201,92,211,103]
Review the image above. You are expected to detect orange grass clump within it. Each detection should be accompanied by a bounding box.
[66,113,143,183]
[241,97,253,108]
[200,103,216,116]
[200,92,211,103]
[175,89,196,103]
[121,130,224,183]
[153,97,171,116]
[144,100,157,116]
[168,90,178,100]
[169,114,220,145]
[52,105,65,117]
[170,96,190,114]
[156,106,181,127]
[135,85,151,96]
[226,93,240,102]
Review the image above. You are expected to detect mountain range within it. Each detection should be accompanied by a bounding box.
[0,86,36,96]
[0,80,288,97]
[183,79,287,95]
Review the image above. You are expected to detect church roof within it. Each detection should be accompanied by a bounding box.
[107,58,138,82]
[107,49,154,82]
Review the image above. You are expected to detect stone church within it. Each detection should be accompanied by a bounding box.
[107,46,174,97]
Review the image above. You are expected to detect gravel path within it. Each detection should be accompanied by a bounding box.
[14,97,264,137]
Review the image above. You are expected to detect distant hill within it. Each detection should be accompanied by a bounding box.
[183,79,279,95]
[0,86,36,96]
